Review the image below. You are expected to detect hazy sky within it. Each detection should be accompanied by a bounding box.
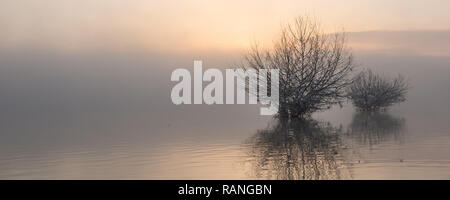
[1,0,450,52]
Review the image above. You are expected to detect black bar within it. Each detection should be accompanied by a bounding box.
[1,180,448,199]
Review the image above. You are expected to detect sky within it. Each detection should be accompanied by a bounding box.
[1,0,450,52]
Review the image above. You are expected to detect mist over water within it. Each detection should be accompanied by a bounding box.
[1,31,450,179]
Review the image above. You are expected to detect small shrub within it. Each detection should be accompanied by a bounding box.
[347,69,408,111]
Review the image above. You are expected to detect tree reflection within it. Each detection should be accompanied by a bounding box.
[245,119,349,180]
[347,112,405,146]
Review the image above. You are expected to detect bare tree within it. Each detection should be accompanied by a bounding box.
[347,69,408,111]
[242,16,355,118]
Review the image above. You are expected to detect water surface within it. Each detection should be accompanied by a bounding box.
[1,38,450,179]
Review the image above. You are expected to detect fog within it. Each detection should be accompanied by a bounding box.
[1,30,450,179]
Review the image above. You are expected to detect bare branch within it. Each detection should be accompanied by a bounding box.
[242,16,355,118]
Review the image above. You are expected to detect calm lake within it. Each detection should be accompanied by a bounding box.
[1,32,450,179]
